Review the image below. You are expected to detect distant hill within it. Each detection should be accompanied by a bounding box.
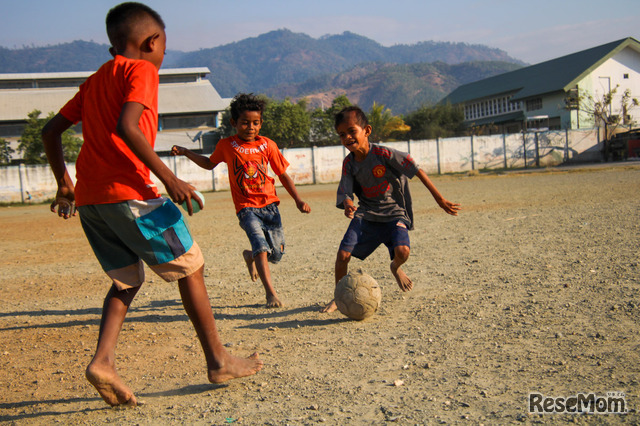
[0,40,111,72]
[0,40,186,73]
[167,29,524,98]
[0,29,524,113]
[266,61,522,114]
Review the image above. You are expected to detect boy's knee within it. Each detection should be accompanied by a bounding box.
[336,249,351,264]
[394,245,410,261]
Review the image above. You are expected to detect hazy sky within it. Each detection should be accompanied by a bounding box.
[1,0,638,64]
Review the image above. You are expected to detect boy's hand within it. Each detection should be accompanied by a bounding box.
[164,177,201,216]
[171,145,187,156]
[437,198,461,216]
[50,185,76,219]
[296,199,311,213]
[344,202,357,219]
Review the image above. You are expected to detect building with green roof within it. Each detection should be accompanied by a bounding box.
[441,37,640,135]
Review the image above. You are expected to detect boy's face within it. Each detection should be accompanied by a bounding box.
[336,112,371,156]
[231,110,263,142]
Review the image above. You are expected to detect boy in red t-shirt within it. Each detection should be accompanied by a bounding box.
[172,93,311,308]
[42,2,262,408]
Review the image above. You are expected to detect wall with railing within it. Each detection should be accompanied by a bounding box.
[0,129,601,203]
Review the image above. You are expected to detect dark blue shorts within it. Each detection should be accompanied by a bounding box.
[339,217,410,260]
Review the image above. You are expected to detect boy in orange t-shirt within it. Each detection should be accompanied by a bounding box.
[172,93,311,308]
[42,2,262,408]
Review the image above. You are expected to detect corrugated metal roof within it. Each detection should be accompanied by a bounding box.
[0,78,228,120]
[0,67,211,81]
[0,87,75,120]
[159,68,210,77]
[159,81,228,113]
[155,130,205,152]
[442,37,640,104]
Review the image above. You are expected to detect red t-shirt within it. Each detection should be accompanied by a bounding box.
[210,135,289,213]
[59,55,160,206]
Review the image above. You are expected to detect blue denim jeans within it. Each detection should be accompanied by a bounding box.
[237,203,285,263]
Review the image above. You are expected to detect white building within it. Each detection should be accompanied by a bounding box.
[442,37,640,136]
[0,67,229,160]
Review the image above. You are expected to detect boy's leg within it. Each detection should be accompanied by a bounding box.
[321,249,351,313]
[237,205,284,308]
[242,250,259,282]
[242,249,281,307]
[178,266,263,382]
[390,245,413,291]
[86,285,140,407]
[388,221,413,291]
[254,251,282,308]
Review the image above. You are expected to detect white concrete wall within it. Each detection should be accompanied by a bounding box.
[0,129,604,203]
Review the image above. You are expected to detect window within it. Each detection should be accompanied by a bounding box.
[526,98,542,111]
[623,73,629,79]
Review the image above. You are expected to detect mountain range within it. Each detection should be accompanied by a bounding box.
[0,29,525,114]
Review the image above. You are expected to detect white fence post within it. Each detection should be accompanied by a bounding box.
[470,135,475,170]
[436,138,441,175]
[18,163,25,203]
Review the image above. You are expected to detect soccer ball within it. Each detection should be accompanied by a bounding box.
[334,269,382,320]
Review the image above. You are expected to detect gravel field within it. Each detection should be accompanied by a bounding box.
[1,163,639,425]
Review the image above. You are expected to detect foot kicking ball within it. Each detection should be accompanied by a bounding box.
[181,190,205,213]
[335,269,382,320]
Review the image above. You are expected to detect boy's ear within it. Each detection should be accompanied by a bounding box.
[364,125,372,137]
[229,118,236,127]
[108,46,117,58]
[142,32,160,53]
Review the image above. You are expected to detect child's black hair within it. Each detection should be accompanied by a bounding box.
[335,105,369,129]
[106,2,165,51]
[229,93,266,122]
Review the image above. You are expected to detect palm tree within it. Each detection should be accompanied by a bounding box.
[367,102,410,143]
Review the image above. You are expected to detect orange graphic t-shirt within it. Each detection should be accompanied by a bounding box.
[210,135,289,213]
[59,55,160,206]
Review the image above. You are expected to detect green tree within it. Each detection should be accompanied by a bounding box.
[403,103,465,140]
[217,108,234,139]
[367,102,410,143]
[0,138,15,165]
[309,95,352,146]
[260,98,311,148]
[18,110,82,164]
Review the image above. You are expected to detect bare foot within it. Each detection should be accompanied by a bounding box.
[321,299,337,313]
[266,293,283,308]
[242,250,258,282]
[208,352,264,383]
[391,262,413,292]
[86,360,137,407]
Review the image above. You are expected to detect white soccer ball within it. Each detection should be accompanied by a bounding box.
[334,269,382,320]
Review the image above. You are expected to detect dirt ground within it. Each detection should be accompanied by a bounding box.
[1,163,639,425]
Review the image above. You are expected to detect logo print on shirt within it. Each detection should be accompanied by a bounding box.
[372,165,386,178]
[244,161,258,179]
[233,158,267,195]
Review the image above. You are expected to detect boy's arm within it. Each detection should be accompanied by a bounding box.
[416,169,461,216]
[171,145,216,170]
[117,102,202,214]
[336,163,356,218]
[42,113,77,219]
[277,172,310,213]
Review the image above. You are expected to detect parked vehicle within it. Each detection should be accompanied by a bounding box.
[603,129,640,161]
